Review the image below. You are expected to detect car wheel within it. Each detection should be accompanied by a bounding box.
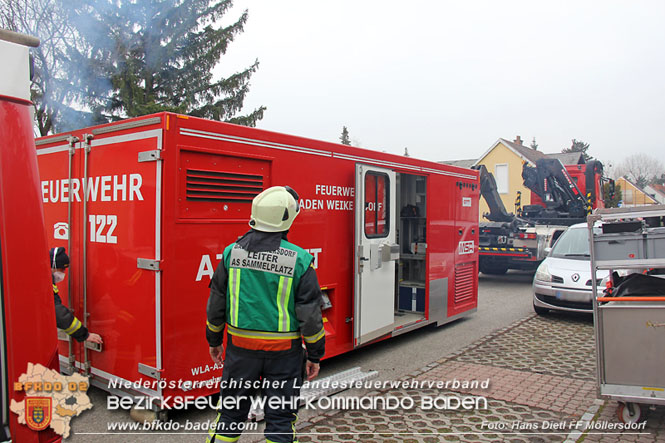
[533,302,549,316]
[480,264,508,275]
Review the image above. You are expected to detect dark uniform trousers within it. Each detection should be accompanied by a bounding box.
[208,337,304,443]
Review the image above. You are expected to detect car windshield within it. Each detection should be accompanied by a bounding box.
[550,227,590,259]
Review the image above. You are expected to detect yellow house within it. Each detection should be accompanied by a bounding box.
[472,136,545,221]
[615,177,658,207]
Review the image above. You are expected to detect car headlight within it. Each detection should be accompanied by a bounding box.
[535,263,552,283]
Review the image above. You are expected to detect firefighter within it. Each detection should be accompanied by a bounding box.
[206,186,325,443]
[49,247,103,344]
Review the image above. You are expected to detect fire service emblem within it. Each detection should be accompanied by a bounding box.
[26,397,52,431]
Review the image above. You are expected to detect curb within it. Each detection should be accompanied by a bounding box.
[564,399,605,442]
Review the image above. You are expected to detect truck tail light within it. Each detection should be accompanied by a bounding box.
[519,233,537,240]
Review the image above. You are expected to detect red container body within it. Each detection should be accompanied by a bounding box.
[36,113,479,403]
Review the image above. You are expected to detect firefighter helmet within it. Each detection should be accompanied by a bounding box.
[249,186,300,232]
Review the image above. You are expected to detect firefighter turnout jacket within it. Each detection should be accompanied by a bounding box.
[53,283,89,342]
[206,230,325,362]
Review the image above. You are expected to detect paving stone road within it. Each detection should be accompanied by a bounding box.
[294,314,664,442]
[63,275,664,442]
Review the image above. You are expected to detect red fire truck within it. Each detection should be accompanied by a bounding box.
[0,30,62,442]
[36,112,479,405]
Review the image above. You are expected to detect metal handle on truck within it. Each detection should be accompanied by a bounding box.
[381,243,400,261]
[65,136,78,374]
[82,133,94,375]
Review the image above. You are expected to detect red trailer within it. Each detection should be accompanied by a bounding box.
[0,30,61,442]
[36,113,478,405]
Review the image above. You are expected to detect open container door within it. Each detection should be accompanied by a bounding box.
[354,164,397,346]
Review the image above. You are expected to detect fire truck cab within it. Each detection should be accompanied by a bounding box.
[1,29,62,442]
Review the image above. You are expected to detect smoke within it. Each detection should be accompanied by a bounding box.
[4,0,258,134]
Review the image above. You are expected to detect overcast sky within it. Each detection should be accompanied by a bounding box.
[218,0,665,166]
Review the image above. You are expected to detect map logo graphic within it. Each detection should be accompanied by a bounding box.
[11,363,93,438]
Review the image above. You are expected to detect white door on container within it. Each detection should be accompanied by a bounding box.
[354,164,397,346]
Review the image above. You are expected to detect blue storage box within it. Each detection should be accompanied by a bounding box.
[398,285,425,312]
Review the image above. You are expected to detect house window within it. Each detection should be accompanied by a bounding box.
[495,164,508,194]
[624,189,633,204]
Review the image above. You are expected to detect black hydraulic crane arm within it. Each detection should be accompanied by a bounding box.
[472,164,515,223]
[522,158,589,219]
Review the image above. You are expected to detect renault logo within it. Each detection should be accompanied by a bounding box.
[571,273,580,282]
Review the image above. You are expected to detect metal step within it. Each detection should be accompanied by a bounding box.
[248,366,379,421]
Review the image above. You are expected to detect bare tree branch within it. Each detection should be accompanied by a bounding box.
[614,153,664,188]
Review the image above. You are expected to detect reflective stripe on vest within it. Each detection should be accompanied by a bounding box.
[223,239,313,332]
[228,268,241,327]
[277,276,293,332]
[226,324,300,340]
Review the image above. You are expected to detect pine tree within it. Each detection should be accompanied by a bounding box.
[562,139,592,161]
[530,137,539,151]
[0,0,84,135]
[66,0,265,126]
[340,126,351,145]
[603,183,622,208]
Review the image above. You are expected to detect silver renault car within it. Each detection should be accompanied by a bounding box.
[532,223,607,315]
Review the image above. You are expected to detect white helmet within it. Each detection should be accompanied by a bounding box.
[249,186,300,232]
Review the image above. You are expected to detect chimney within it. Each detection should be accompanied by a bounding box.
[514,135,523,146]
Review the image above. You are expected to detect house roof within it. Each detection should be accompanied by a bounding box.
[650,183,665,196]
[644,184,665,203]
[438,159,476,169]
[501,138,547,164]
[547,152,585,165]
[617,177,659,204]
[618,176,640,190]
[473,138,545,167]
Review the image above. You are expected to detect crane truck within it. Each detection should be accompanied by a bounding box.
[474,158,612,275]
